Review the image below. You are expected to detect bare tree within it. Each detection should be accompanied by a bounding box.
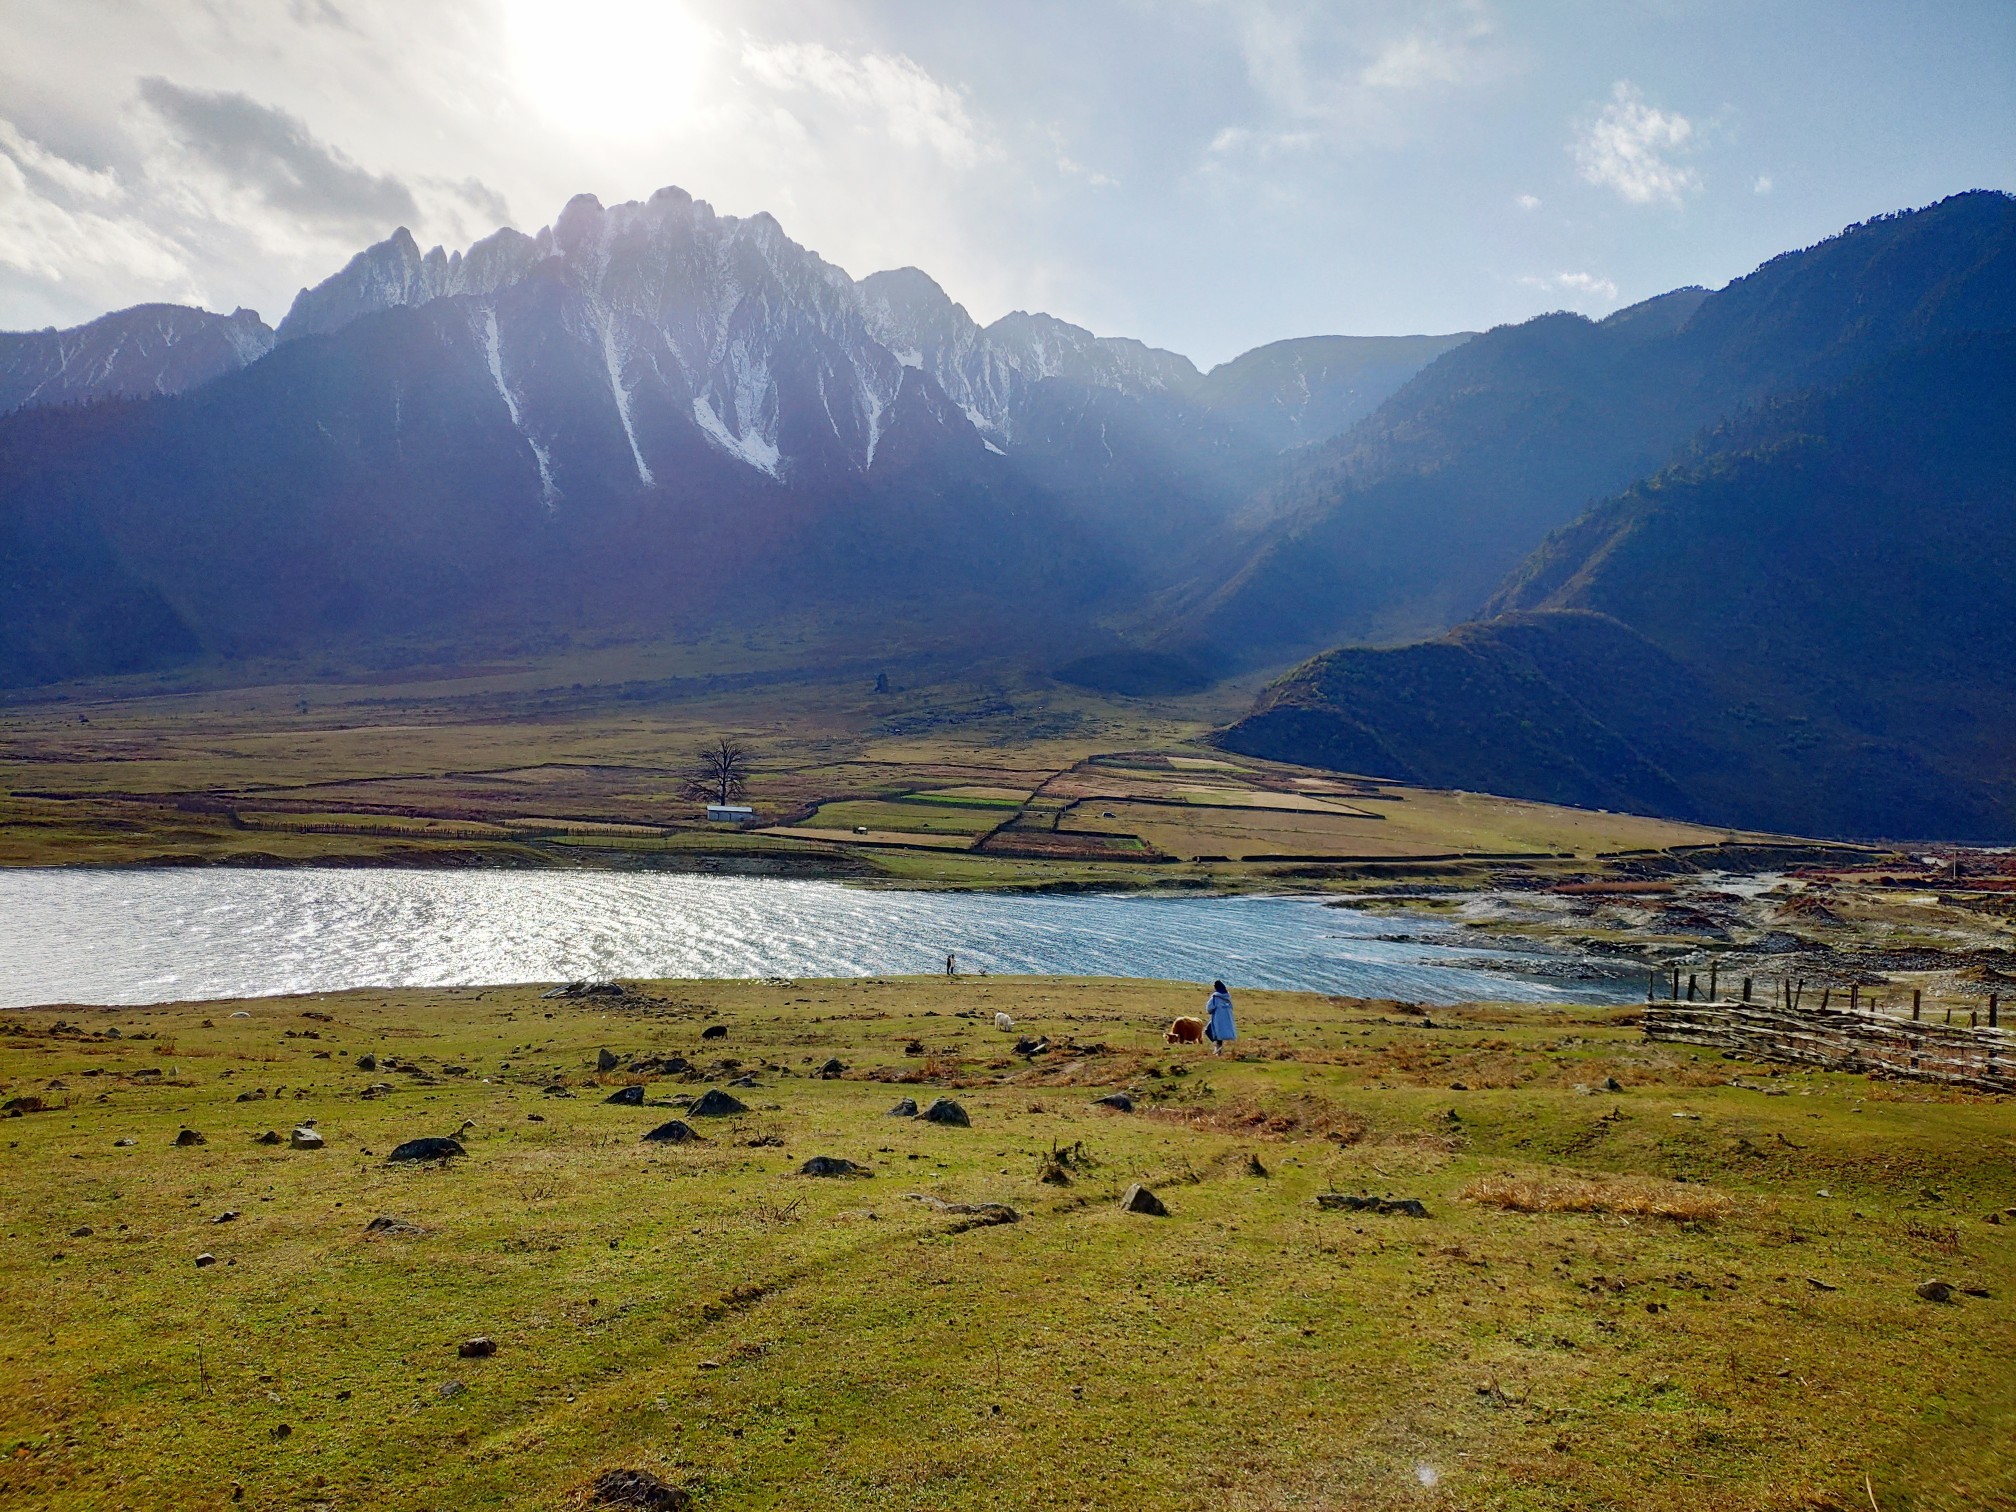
[688,738,752,806]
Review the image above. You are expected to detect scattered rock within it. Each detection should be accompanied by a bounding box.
[1119,1183,1168,1217]
[113,1137,136,1147]
[364,1216,425,1236]
[641,1120,704,1144]
[729,1074,758,1087]
[442,1065,469,1077]
[603,1085,646,1106]
[1806,1277,1838,1291]
[386,1137,466,1163]
[818,1058,845,1079]
[1093,1093,1134,1113]
[687,1089,748,1117]
[701,1025,728,1040]
[800,1156,872,1178]
[1316,1194,1430,1218]
[907,1194,1019,1228]
[1246,1154,1270,1178]
[213,1210,240,1225]
[886,1098,919,1118]
[1013,1036,1049,1056]
[438,1380,467,1399]
[597,1049,620,1072]
[69,1225,93,1238]
[194,1252,217,1267]
[590,1468,692,1509]
[1601,1076,1625,1092]
[290,1127,325,1150]
[253,1130,283,1145]
[173,1128,206,1147]
[903,1040,925,1056]
[1449,1081,1468,1091]
[1962,1286,1992,1299]
[1916,1280,1955,1303]
[920,1097,970,1127]
[458,1336,497,1358]
[542,1084,575,1097]
[356,1054,377,1071]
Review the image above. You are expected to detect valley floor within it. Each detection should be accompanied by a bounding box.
[2,978,2011,1510]
[0,648,1761,893]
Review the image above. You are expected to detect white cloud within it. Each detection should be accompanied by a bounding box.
[1572,81,1701,207]
[1520,269,1619,302]
[1753,174,1773,195]
[1516,192,1540,210]
[0,117,205,314]
[741,42,988,170]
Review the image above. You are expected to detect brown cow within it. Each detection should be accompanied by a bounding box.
[1165,1016,1205,1045]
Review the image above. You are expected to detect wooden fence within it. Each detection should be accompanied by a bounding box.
[1642,1000,2016,1094]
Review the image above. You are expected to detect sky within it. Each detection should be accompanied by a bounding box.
[0,0,2010,366]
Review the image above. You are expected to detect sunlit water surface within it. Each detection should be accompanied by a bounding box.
[0,869,1633,1009]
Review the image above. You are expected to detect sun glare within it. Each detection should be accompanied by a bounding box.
[504,0,711,136]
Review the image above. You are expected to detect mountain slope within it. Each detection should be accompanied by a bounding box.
[0,304,274,416]
[1172,192,2016,669]
[1220,332,2016,840]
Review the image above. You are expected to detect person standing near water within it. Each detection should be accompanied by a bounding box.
[1204,979,1237,1055]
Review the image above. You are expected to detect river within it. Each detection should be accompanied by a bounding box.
[0,869,1633,1009]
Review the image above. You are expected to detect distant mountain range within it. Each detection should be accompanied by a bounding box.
[1220,193,2016,841]
[3,185,2011,840]
[0,186,1461,687]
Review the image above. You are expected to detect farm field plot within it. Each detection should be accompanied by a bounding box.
[1,978,2009,1511]
[791,799,1009,836]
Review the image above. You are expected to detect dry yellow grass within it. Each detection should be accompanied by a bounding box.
[1464,1172,1735,1222]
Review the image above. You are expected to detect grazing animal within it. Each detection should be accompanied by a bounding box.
[994,1011,1015,1031]
[1166,1016,1206,1044]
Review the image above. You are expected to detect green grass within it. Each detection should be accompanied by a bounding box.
[3,979,2011,1510]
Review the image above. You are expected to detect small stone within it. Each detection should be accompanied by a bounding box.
[213,1210,240,1225]
[818,1058,845,1079]
[69,1225,93,1238]
[590,1468,692,1509]
[1246,1154,1270,1178]
[920,1098,970,1127]
[195,1252,217,1267]
[290,1127,325,1150]
[113,1137,136,1147]
[603,1085,645,1106]
[364,1216,424,1236]
[1093,1093,1134,1113]
[173,1128,207,1147]
[597,1048,620,1072]
[641,1119,704,1144]
[386,1136,466,1163]
[458,1336,497,1358]
[1013,1036,1049,1056]
[1449,1082,1469,1091]
[687,1089,748,1117]
[701,1025,728,1040]
[253,1130,283,1145]
[356,1054,377,1071]
[438,1380,467,1399]
[886,1098,919,1118]
[1119,1183,1168,1216]
[1601,1077,1624,1092]
[800,1156,871,1178]
[1916,1280,1955,1303]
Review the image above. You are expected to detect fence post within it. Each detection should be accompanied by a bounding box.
[1849,984,1859,1012]
[1913,989,1921,1021]
[1742,977,1752,1003]
[1671,966,1681,1000]
[1992,995,2000,1029]
[1687,973,1698,1001]
[1709,965,1719,1000]
[1646,972,1655,1004]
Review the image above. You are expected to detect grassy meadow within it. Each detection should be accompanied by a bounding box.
[3,977,2011,1510]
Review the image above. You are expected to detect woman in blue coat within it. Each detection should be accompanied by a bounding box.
[1204,980,1237,1055]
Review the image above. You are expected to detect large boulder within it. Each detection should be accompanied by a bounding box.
[1119,1183,1168,1216]
[642,1120,704,1144]
[920,1098,970,1127]
[687,1089,748,1117]
[386,1136,466,1163]
[799,1156,872,1178]
[603,1085,645,1106]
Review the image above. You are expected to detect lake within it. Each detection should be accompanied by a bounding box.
[0,869,1632,1010]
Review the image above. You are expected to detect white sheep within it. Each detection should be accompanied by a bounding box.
[994,1011,1015,1031]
